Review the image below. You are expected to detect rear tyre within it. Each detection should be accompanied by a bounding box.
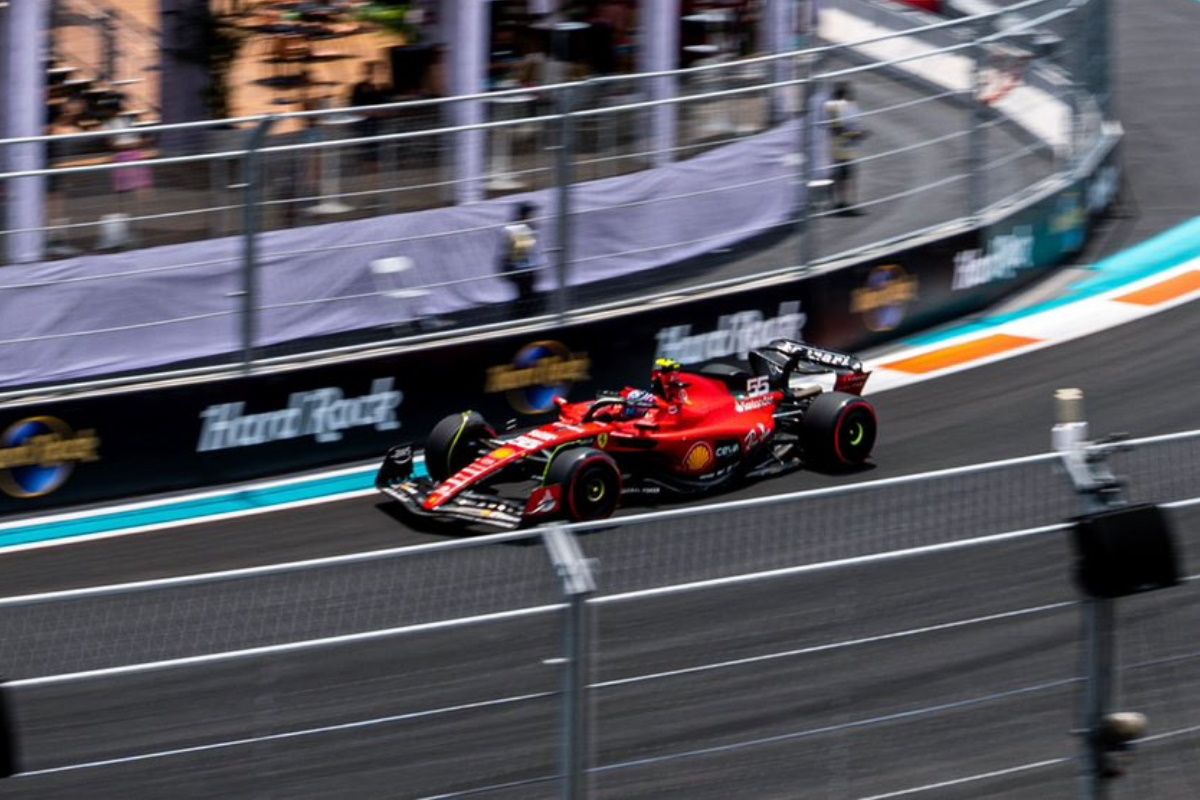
[425,411,495,482]
[802,392,877,467]
[546,447,622,522]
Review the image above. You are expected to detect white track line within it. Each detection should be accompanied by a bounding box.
[8,603,564,689]
[594,601,1075,689]
[0,447,1079,606]
[15,690,555,778]
[856,758,1070,800]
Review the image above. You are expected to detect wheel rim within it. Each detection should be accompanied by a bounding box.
[570,461,619,520]
[847,421,865,447]
[837,406,875,463]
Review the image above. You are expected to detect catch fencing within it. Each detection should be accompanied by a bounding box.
[0,427,1196,798]
[0,0,1112,391]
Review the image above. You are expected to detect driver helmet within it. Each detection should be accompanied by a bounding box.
[621,388,657,419]
[651,357,682,398]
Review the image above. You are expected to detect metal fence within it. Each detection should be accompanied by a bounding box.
[0,426,1196,798]
[0,0,1112,391]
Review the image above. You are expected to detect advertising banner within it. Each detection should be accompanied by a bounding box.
[0,249,968,515]
[0,141,1119,516]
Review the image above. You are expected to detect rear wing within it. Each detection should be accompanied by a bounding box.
[749,339,871,395]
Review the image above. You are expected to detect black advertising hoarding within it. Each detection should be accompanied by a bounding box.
[0,295,808,514]
[969,142,1122,308]
[799,229,984,352]
[0,140,1118,515]
[0,332,637,515]
[0,250,966,516]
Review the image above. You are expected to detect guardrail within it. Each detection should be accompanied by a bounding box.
[0,425,1195,796]
[0,0,1110,395]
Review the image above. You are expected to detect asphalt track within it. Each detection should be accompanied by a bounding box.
[1,2,1199,798]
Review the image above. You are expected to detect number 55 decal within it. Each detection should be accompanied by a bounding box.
[746,376,770,397]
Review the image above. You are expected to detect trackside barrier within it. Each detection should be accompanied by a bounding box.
[0,0,1120,515]
[0,428,1196,797]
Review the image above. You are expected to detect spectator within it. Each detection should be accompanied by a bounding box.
[513,27,549,88]
[101,99,154,250]
[499,201,543,315]
[825,81,868,215]
[105,100,153,203]
[45,96,88,256]
[349,60,392,129]
[490,25,522,89]
[348,61,393,207]
[605,1,637,73]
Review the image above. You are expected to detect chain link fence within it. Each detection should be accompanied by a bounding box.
[0,428,1195,797]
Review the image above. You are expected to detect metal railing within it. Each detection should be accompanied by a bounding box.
[0,426,1196,797]
[0,0,1111,394]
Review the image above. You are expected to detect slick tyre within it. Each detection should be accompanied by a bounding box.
[546,447,622,522]
[802,392,877,468]
[425,411,495,483]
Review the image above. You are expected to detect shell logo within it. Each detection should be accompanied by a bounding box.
[683,442,714,472]
[489,447,517,460]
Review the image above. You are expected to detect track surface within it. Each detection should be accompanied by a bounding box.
[1,2,1198,798]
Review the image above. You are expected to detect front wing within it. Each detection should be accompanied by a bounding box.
[380,478,528,530]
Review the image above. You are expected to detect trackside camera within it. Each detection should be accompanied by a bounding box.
[0,681,16,778]
[1098,711,1148,748]
[1095,711,1149,779]
[1071,504,1180,598]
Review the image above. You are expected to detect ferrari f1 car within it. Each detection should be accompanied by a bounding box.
[376,339,876,530]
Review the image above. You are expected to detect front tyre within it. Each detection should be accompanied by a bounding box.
[425,411,495,482]
[802,392,877,467]
[546,447,622,522]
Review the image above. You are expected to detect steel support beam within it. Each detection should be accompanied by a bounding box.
[638,0,680,166]
[3,0,49,264]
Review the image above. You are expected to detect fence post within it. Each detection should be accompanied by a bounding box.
[1052,388,1118,800]
[967,24,988,219]
[553,85,576,319]
[1093,0,1113,120]
[797,52,817,271]
[241,116,276,372]
[542,525,596,800]
[1064,4,1085,169]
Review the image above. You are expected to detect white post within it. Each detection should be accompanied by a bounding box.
[447,0,488,204]
[638,0,679,167]
[761,0,799,122]
[4,0,49,264]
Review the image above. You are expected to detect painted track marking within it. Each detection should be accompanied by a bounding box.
[882,333,1040,374]
[1115,269,1200,305]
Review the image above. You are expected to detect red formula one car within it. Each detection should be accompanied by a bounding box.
[376,339,877,530]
